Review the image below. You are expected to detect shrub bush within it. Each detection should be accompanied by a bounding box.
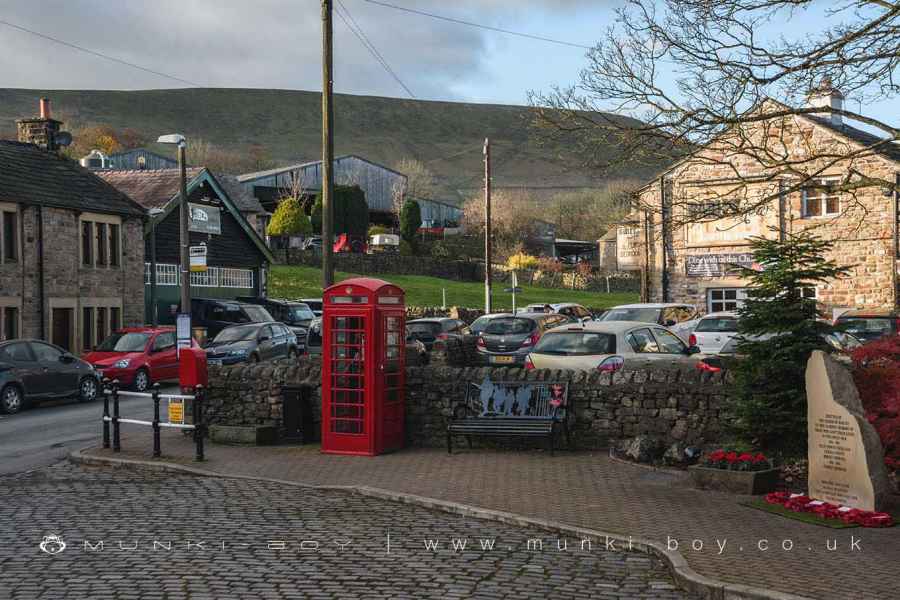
[537,257,563,273]
[368,224,390,236]
[850,337,900,468]
[506,252,540,270]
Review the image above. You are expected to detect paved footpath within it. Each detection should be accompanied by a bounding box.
[0,462,689,600]
[83,429,900,600]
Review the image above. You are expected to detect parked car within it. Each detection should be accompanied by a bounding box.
[306,317,322,356]
[83,327,198,392]
[406,318,471,351]
[305,319,427,365]
[469,313,507,336]
[190,298,275,340]
[597,303,701,340]
[525,321,701,372]
[303,237,323,251]
[238,297,316,329]
[523,303,593,321]
[205,322,299,365]
[697,331,863,371]
[300,298,324,317]
[833,309,900,343]
[0,340,100,414]
[475,312,572,366]
[687,312,739,354]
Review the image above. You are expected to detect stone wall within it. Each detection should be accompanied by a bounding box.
[206,357,733,450]
[282,248,482,282]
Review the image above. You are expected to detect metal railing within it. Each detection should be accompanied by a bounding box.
[101,379,206,461]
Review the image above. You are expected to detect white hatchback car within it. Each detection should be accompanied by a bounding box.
[688,312,740,354]
[525,320,702,372]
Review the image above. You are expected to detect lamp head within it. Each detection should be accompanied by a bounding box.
[156,133,186,147]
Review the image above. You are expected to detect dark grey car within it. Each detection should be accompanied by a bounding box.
[475,312,573,366]
[0,340,99,414]
[406,318,470,351]
[205,322,299,366]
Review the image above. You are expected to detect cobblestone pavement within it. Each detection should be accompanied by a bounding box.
[0,462,692,600]
[88,429,900,600]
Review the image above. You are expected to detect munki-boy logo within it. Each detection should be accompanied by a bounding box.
[39,535,66,555]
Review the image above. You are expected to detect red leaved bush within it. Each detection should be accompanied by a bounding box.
[850,337,900,468]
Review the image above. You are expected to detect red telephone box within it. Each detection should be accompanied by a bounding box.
[321,278,405,455]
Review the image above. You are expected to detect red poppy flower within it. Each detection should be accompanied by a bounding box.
[725,452,738,463]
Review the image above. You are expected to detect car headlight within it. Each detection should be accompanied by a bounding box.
[113,359,131,369]
[228,349,248,356]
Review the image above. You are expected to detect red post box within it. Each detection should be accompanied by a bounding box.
[179,346,208,389]
[321,278,405,456]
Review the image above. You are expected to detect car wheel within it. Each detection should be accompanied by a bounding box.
[1,384,24,414]
[78,376,99,402]
[288,347,298,360]
[132,369,150,393]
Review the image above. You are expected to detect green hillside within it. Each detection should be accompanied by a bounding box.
[0,87,662,201]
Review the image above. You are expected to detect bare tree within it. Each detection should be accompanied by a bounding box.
[529,0,900,226]
[390,158,438,219]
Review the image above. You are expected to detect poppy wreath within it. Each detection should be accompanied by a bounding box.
[764,492,894,528]
[703,449,771,472]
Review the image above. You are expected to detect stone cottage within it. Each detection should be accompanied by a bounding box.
[0,99,146,351]
[631,84,900,316]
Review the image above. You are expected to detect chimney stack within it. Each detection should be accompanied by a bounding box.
[17,97,63,151]
[807,77,845,127]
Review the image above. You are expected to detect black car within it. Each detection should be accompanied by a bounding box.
[406,318,470,351]
[0,340,100,414]
[190,298,275,340]
[475,312,573,366]
[205,322,300,366]
[834,309,899,344]
[300,298,324,317]
[238,297,316,329]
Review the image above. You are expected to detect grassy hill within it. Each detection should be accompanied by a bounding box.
[0,87,663,201]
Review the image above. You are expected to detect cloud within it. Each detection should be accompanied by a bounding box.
[0,0,599,100]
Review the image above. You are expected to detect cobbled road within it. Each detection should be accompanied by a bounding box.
[0,462,694,599]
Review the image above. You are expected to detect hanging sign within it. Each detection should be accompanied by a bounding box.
[188,203,221,234]
[685,253,755,277]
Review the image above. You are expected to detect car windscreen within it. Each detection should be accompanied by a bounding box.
[533,332,616,355]
[600,308,661,323]
[96,332,150,352]
[837,317,894,337]
[483,318,534,335]
[407,322,442,335]
[695,317,738,332]
[469,316,493,333]
[288,306,315,322]
[214,325,260,343]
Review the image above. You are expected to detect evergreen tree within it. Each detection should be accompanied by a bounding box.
[730,230,850,453]
[310,185,368,237]
[399,199,422,244]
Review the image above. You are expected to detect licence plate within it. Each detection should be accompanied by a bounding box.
[208,358,223,366]
[492,355,514,364]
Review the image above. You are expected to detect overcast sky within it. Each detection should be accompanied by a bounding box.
[0,0,895,125]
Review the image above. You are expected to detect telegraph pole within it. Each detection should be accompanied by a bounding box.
[178,143,190,316]
[321,0,335,288]
[483,138,492,314]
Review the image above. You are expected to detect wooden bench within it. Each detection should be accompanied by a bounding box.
[447,377,573,454]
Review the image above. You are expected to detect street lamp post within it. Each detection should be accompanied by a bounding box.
[148,207,165,326]
[157,134,190,319]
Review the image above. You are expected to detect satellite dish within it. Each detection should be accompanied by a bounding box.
[56,131,73,147]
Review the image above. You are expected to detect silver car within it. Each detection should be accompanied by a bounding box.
[689,311,739,354]
[526,320,701,372]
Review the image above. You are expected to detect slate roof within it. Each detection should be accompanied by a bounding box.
[215,173,266,214]
[803,115,900,165]
[0,140,145,217]
[95,167,206,209]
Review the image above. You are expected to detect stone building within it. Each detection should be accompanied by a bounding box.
[631,86,900,316]
[0,99,146,351]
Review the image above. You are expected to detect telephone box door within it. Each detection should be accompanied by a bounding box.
[322,311,372,454]
[376,311,405,453]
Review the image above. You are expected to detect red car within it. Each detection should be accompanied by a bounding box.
[82,327,196,392]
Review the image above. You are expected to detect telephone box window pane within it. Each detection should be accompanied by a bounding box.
[378,296,401,304]
[332,346,364,360]
[386,347,400,360]
[334,316,364,330]
[334,390,364,404]
[332,405,363,419]
[334,375,363,389]
[331,296,367,304]
[386,332,400,346]
[335,331,364,345]
[386,316,400,330]
[332,420,363,434]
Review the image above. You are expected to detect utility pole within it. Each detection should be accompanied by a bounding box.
[483,137,492,314]
[321,0,335,288]
[178,143,190,317]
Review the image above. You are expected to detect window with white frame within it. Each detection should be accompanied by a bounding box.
[143,263,253,289]
[801,181,841,218]
[80,214,123,268]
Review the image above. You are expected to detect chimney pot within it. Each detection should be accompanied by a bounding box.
[39,97,51,119]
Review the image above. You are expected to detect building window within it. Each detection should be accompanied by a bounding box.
[97,307,108,344]
[801,287,818,300]
[2,306,18,341]
[2,210,17,263]
[708,288,747,312]
[96,223,108,266]
[82,221,94,266]
[110,307,121,332]
[82,307,94,352]
[802,183,840,217]
[109,224,120,267]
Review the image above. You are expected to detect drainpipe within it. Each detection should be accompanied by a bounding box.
[37,205,45,340]
[660,178,670,303]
